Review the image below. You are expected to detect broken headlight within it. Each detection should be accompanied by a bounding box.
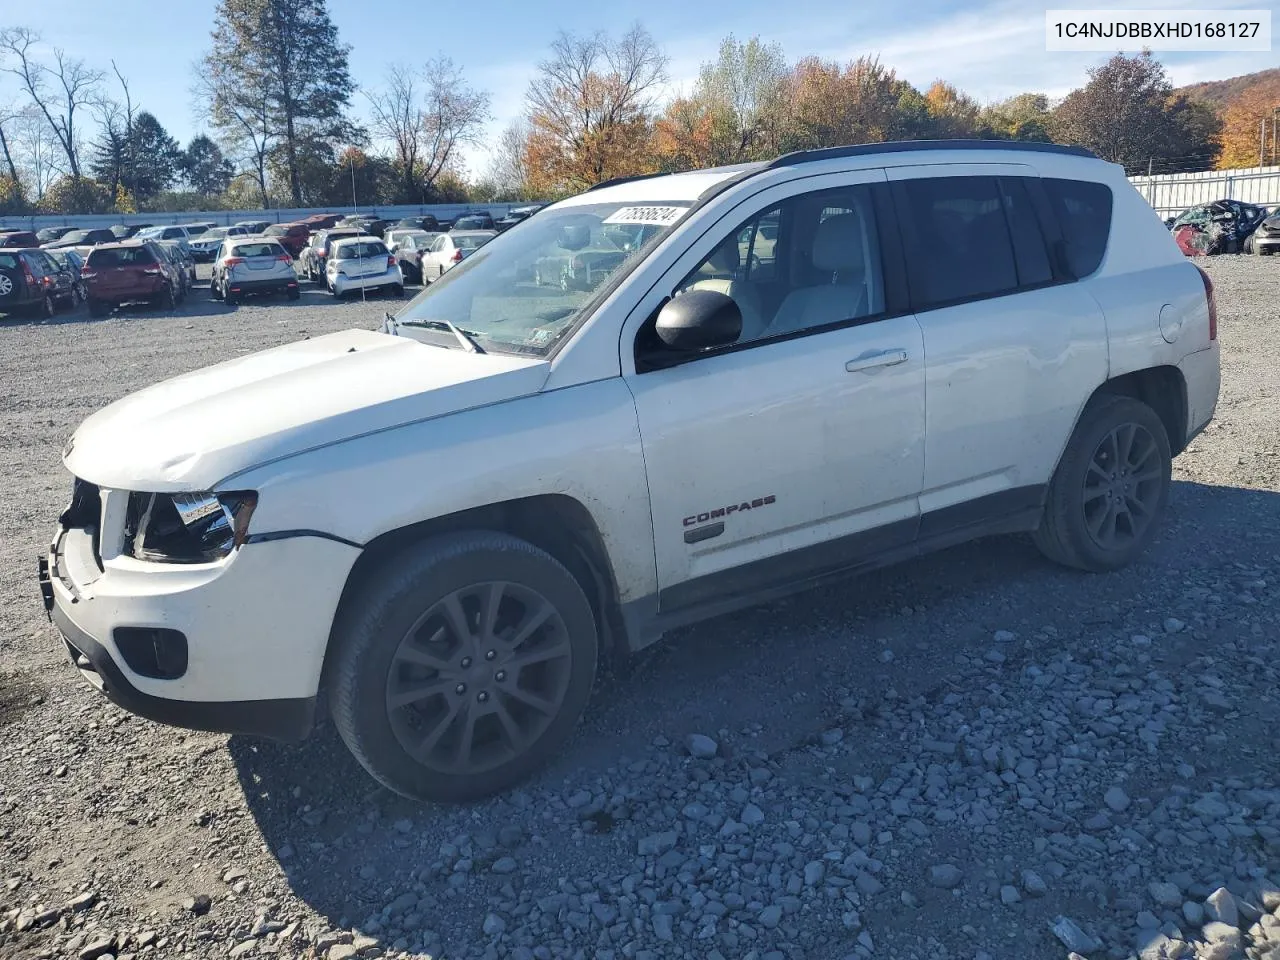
[125,492,257,563]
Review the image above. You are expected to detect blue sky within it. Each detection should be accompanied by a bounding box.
[7,0,1277,177]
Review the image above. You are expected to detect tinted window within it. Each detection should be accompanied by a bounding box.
[453,235,490,250]
[231,242,284,259]
[87,247,155,267]
[998,178,1053,287]
[898,177,1017,309]
[1043,178,1112,278]
[0,253,18,269]
[334,241,388,259]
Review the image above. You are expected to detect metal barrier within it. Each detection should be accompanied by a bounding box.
[1129,166,1280,218]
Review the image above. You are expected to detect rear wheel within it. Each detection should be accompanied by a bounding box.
[287,286,300,301]
[210,275,224,300]
[391,283,405,297]
[328,531,598,803]
[1033,395,1172,572]
[155,285,175,310]
[34,293,55,319]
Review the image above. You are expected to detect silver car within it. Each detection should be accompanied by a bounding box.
[325,235,404,298]
[210,238,300,304]
[190,226,251,262]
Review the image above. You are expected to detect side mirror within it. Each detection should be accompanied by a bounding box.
[655,289,742,351]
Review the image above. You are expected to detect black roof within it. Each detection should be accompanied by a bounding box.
[767,139,1096,167]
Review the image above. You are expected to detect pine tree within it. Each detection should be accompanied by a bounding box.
[203,0,356,205]
[182,135,235,195]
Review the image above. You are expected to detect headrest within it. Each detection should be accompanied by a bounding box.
[813,213,864,272]
[703,236,740,274]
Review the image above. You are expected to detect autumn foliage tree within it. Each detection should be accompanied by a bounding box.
[1216,76,1280,169]
[523,25,667,196]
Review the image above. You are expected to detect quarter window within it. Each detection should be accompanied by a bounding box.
[1043,178,1112,278]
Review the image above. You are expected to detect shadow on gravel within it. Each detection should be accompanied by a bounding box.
[227,477,1280,929]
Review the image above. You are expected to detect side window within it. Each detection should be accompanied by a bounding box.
[1043,178,1112,279]
[668,184,885,348]
[998,178,1053,287]
[897,176,1017,310]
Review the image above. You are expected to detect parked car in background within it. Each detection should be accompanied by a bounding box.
[109,224,151,239]
[299,227,363,282]
[135,225,193,251]
[189,226,251,262]
[1,230,41,248]
[45,228,117,250]
[387,231,441,283]
[36,226,79,244]
[0,246,70,318]
[210,237,300,304]
[43,248,88,308]
[81,240,179,316]
[417,229,496,281]
[394,215,440,232]
[324,235,403,297]
[1170,200,1269,256]
[158,241,197,300]
[451,212,496,231]
[235,220,273,234]
[182,222,218,237]
[1244,207,1280,255]
[302,213,343,229]
[494,204,543,232]
[263,222,311,258]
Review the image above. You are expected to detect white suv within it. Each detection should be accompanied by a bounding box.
[39,141,1220,803]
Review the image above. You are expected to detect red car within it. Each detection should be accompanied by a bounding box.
[263,222,311,258]
[81,240,180,316]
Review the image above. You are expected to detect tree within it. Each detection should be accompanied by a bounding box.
[1215,76,1280,169]
[693,34,789,162]
[14,105,59,200]
[368,59,490,202]
[128,112,184,197]
[782,56,916,152]
[0,27,102,177]
[652,95,733,171]
[195,67,274,207]
[924,80,982,138]
[203,0,357,205]
[182,135,235,195]
[1051,52,1216,171]
[523,25,668,195]
[980,93,1051,142]
[484,119,533,198]
[39,174,110,214]
[0,174,27,215]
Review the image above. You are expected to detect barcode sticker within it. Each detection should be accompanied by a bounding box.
[602,206,689,226]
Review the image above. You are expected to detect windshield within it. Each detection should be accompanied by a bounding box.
[61,230,93,243]
[392,200,688,357]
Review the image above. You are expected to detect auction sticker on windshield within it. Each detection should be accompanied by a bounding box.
[602,205,689,226]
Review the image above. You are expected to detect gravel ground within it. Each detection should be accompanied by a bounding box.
[2,256,1279,960]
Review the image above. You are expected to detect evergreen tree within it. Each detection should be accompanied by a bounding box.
[182,134,235,195]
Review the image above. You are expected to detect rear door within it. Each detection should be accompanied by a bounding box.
[233,241,287,278]
[887,165,1108,531]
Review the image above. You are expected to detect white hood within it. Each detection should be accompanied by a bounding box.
[64,328,549,491]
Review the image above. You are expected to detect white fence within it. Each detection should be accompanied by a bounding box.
[1129,165,1280,218]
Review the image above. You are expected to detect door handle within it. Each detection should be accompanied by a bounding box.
[845,349,909,373]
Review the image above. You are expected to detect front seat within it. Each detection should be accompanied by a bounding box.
[685,236,767,342]
[761,213,868,338]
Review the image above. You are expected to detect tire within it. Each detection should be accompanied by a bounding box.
[391,283,405,298]
[88,298,108,318]
[34,294,55,319]
[287,286,300,301]
[155,285,175,310]
[327,530,599,803]
[1033,394,1172,572]
[1244,235,1255,255]
[210,275,224,301]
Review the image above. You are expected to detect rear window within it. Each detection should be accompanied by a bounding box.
[231,242,284,258]
[87,246,155,267]
[264,226,285,236]
[0,254,19,269]
[334,241,388,260]
[454,235,489,250]
[1043,178,1112,279]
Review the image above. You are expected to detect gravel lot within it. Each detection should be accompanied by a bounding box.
[2,257,1279,960]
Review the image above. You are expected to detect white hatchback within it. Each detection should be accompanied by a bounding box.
[41,140,1219,804]
[210,238,300,304]
[325,236,404,298]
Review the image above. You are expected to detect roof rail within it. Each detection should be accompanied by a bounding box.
[767,139,1097,168]
[585,171,669,192]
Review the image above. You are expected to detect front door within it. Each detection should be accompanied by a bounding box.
[622,172,927,614]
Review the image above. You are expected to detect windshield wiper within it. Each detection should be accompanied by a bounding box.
[388,313,485,354]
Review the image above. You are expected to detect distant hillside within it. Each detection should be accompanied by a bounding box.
[1177,67,1280,110]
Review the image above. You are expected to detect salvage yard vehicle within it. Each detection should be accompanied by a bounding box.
[44,228,116,250]
[0,247,70,318]
[189,226,251,262]
[1245,208,1280,256]
[299,227,363,282]
[210,238,300,304]
[1170,200,1269,256]
[81,240,180,316]
[39,140,1220,804]
[324,235,404,298]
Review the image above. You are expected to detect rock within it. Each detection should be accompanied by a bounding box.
[183,894,212,916]
[1000,885,1021,905]
[498,825,524,848]
[1149,882,1182,908]
[1193,796,1232,820]
[316,932,353,952]
[386,893,418,914]
[1182,901,1205,926]
[1104,787,1131,813]
[1205,887,1239,927]
[1136,910,1160,929]
[67,891,98,912]
[1022,871,1048,897]
[855,873,884,896]
[994,630,1017,643]
[351,934,379,952]
[491,857,518,875]
[393,818,413,834]
[653,914,673,941]
[985,649,1007,664]
[482,913,506,937]
[638,831,678,856]
[759,905,783,929]
[229,940,258,958]
[1163,617,1185,633]
[741,804,765,826]
[1050,916,1100,954]
[222,867,247,883]
[78,935,116,960]
[685,734,719,759]
[820,729,845,746]
[1201,921,1242,949]
[328,946,359,960]
[930,864,963,889]
[804,861,825,887]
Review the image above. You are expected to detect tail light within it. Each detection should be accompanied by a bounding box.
[387,255,397,268]
[451,249,463,262]
[224,257,245,268]
[318,246,328,257]
[1195,265,1217,341]
[276,254,292,263]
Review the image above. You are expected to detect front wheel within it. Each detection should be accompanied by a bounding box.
[327,531,599,803]
[210,275,224,300]
[1033,395,1172,572]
